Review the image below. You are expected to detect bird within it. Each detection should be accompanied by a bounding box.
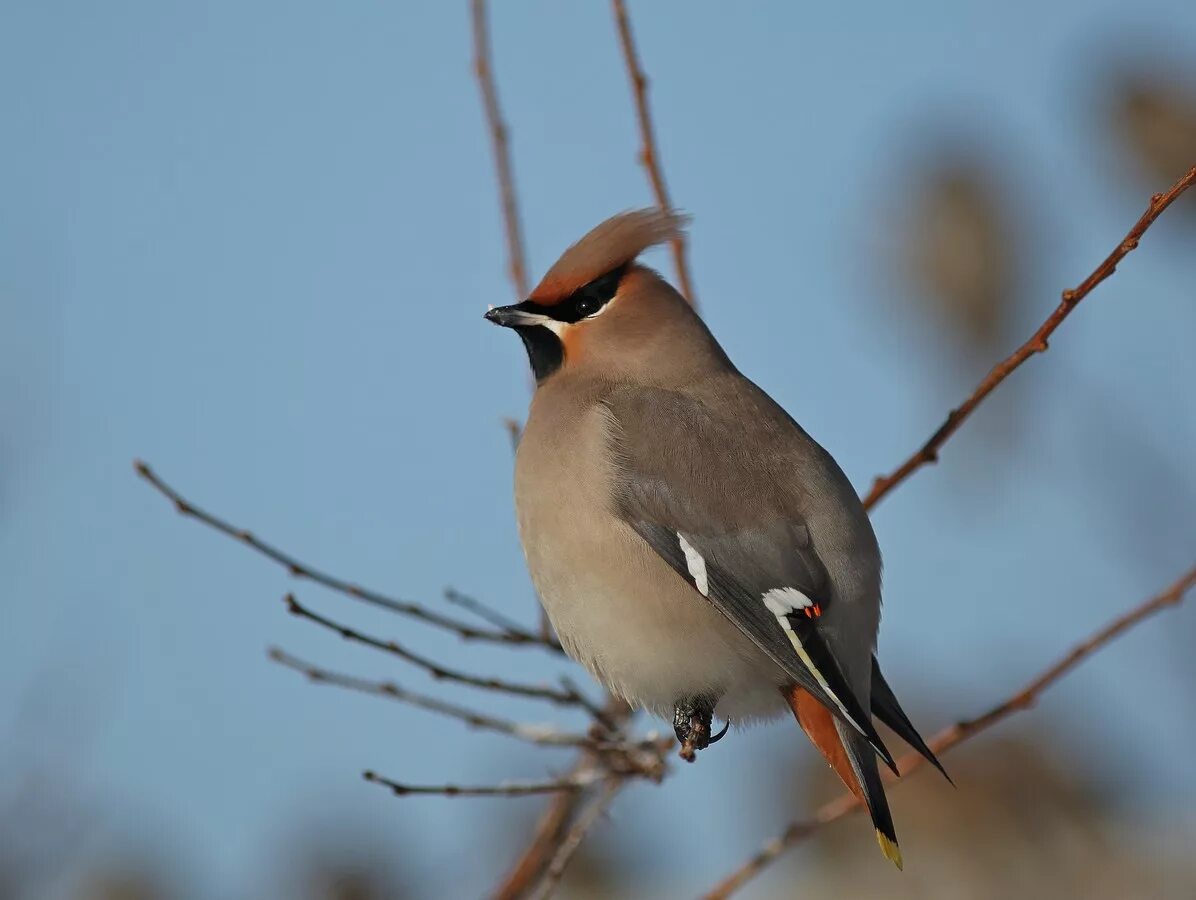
[484,209,948,868]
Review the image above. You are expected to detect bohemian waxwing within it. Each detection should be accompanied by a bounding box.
[484,209,947,868]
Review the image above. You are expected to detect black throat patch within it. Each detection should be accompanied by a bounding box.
[515,325,564,382]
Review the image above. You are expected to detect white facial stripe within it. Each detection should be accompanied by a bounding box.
[499,308,561,331]
[516,311,565,335]
[677,533,708,596]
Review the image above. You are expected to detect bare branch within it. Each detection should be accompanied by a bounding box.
[134,460,551,649]
[444,587,563,654]
[471,0,530,299]
[363,768,598,798]
[268,647,592,748]
[529,779,623,900]
[283,593,584,706]
[491,701,637,900]
[863,165,1196,511]
[703,563,1196,899]
[611,0,698,307]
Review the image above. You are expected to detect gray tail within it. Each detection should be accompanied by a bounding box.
[870,656,952,785]
[836,719,903,869]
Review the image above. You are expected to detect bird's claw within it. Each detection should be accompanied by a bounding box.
[673,697,727,762]
[707,719,730,744]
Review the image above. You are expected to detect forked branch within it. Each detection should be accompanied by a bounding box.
[281,593,585,707]
[134,460,550,649]
[268,648,593,748]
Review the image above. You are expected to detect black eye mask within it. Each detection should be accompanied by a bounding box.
[519,264,627,324]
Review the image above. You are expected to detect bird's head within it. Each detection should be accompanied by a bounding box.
[484,209,726,384]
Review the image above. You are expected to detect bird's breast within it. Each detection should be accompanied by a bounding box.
[513,396,785,721]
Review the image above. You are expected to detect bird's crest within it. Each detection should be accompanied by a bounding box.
[529,208,689,303]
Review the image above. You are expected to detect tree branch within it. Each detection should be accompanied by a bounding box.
[268,647,593,748]
[703,563,1196,899]
[363,769,598,798]
[283,593,584,706]
[611,0,698,307]
[444,587,563,654]
[471,0,530,300]
[862,164,1196,512]
[529,778,624,900]
[490,700,637,900]
[135,460,550,649]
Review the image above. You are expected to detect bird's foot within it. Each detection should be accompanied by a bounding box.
[674,696,729,763]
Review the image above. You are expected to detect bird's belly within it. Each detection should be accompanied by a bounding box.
[527,523,789,724]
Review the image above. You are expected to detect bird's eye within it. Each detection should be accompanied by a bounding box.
[551,265,626,323]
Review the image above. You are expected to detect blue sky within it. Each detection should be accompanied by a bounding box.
[2,2,1194,896]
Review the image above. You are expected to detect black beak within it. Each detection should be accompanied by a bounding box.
[484,303,546,329]
[483,305,517,327]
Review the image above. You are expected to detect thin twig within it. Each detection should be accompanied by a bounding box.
[611,0,698,307]
[283,593,583,706]
[863,165,1196,511]
[444,587,563,654]
[134,460,550,649]
[363,768,598,798]
[268,647,592,747]
[471,0,529,300]
[529,779,624,900]
[703,563,1196,899]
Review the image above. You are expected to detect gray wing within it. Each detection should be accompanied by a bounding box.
[605,385,895,770]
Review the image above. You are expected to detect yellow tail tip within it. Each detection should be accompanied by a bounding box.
[876,831,904,870]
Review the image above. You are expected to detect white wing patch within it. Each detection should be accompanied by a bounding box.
[766,587,866,736]
[677,533,709,596]
[762,587,813,618]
